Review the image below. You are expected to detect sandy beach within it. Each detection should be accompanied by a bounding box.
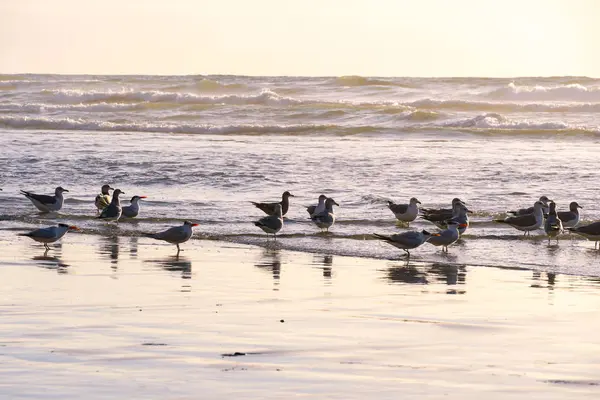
[1,231,599,399]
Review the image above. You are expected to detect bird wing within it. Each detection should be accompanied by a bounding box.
[504,213,537,226]
[252,201,277,215]
[572,222,600,235]
[388,202,408,215]
[25,227,56,239]
[95,194,111,209]
[21,191,56,205]
[306,205,316,215]
[557,211,575,223]
[155,226,188,242]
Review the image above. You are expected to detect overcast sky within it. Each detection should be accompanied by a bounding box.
[1,0,598,77]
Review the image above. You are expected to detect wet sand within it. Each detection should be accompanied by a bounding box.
[1,232,600,399]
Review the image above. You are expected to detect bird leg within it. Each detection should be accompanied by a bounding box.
[176,244,181,255]
[44,243,50,250]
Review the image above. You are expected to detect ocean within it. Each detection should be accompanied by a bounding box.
[1,74,600,275]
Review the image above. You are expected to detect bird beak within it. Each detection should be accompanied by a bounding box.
[191,223,199,227]
[578,205,583,209]
[69,226,81,231]
[334,201,340,206]
[459,223,468,228]
[139,196,147,199]
[63,189,69,192]
[466,208,473,213]
[109,187,115,191]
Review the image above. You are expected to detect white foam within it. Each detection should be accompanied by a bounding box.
[486,82,600,102]
[41,88,302,106]
[440,113,599,132]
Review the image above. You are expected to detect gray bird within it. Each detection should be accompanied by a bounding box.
[254,203,284,239]
[307,194,327,217]
[121,195,147,218]
[495,201,545,235]
[373,229,433,257]
[18,223,80,250]
[145,220,198,254]
[421,198,465,218]
[569,222,600,249]
[427,220,461,252]
[544,202,563,244]
[507,196,551,216]
[252,191,295,216]
[95,184,114,213]
[21,186,69,213]
[311,197,339,232]
[97,188,125,222]
[557,201,582,229]
[387,197,421,223]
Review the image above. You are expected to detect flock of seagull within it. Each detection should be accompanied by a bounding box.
[4,185,600,257]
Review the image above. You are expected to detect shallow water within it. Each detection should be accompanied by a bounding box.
[1,75,600,276]
[1,235,600,399]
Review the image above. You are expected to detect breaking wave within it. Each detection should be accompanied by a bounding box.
[485,82,600,102]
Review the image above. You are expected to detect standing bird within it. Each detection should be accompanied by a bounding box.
[568,222,600,249]
[557,201,582,229]
[544,202,563,244]
[311,197,339,232]
[20,186,69,213]
[95,184,114,213]
[373,230,433,257]
[145,221,198,254]
[97,189,125,222]
[18,223,80,250]
[387,197,421,224]
[421,198,465,217]
[121,195,147,218]
[495,200,545,235]
[423,202,470,234]
[507,195,551,216]
[252,191,295,217]
[307,194,327,217]
[254,203,284,239]
[427,220,462,252]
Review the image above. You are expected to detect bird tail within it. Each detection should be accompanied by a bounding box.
[494,219,509,224]
[142,233,157,239]
[373,233,391,241]
[254,221,264,228]
[20,190,31,197]
[17,233,31,237]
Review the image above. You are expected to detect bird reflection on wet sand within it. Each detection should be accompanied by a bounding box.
[32,249,69,274]
[255,248,282,285]
[156,255,192,280]
[98,235,120,270]
[312,254,333,281]
[383,262,467,292]
[531,271,557,289]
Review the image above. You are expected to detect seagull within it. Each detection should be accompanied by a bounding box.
[426,220,462,252]
[254,203,284,239]
[311,197,339,232]
[373,229,433,257]
[423,202,470,234]
[495,200,545,235]
[387,197,421,224]
[307,194,327,217]
[144,220,198,254]
[421,198,465,217]
[20,186,68,213]
[557,201,582,229]
[97,188,124,222]
[251,191,295,217]
[568,222,600,249]
[95,184,114,213]
[121,195,147,218]
[544,201,563,244]
[18,223,80,250]
[507,196,551,216]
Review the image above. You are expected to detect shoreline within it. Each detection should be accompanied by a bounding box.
[1,234,600,399]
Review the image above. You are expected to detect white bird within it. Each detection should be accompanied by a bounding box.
[373,229,433,257]
[254,203,284,239]
[18,223,80,250]
[20,186,68,213]
[311,197,339,232]
[97,188,125,222]
[145,221,198,254]
[427,220,462,252]
[495,200,545,235]
[387,197,421,224]
[121,195,147,218]
[307,194,327,217]
[544,201,563,245]
[95,184,114,213]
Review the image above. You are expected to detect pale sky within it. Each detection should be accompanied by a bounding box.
[1,0,598,77]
